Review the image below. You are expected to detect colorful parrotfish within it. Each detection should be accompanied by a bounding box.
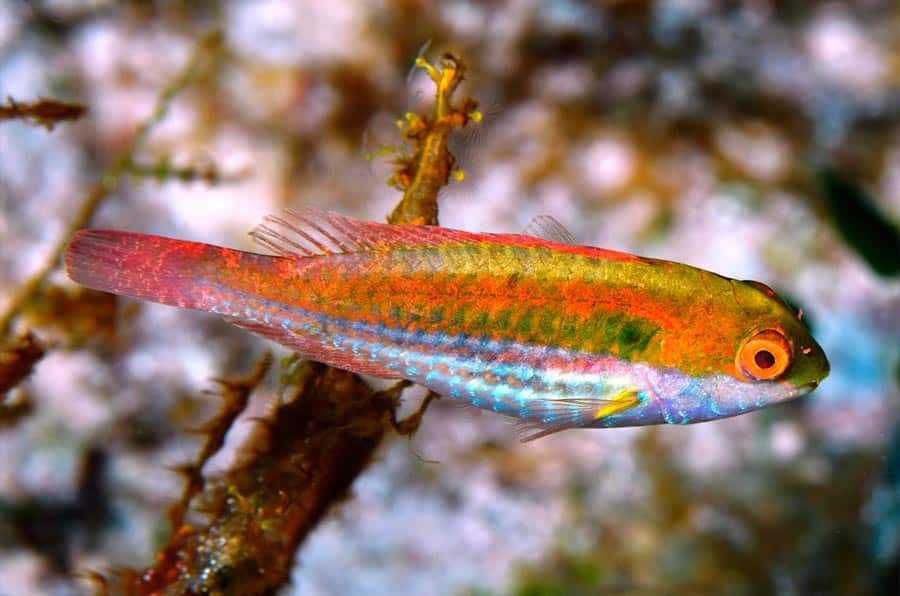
[65,209,829,439]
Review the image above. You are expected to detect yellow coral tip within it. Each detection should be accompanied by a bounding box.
[451,170,465,182]
[470,110,483,123]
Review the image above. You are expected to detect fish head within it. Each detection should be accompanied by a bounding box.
[672,279,830,423]
[729,280,829,394]
[595,277,830,428]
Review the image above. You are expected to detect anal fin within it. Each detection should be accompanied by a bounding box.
[227,318,402,380]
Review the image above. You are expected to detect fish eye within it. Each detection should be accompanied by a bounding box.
[737,329,791,381]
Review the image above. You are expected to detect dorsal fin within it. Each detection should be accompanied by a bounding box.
[248,208,466,257]
[247,209,639,265]
[522,215,576,245]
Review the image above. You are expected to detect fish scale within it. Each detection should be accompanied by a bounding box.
[64,208,829,439]
[206,282,609,425]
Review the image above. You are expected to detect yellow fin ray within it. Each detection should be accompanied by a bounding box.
[593,389,641,420]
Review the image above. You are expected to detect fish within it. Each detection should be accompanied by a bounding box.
[64,209,829,440]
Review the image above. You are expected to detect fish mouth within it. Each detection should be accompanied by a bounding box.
[777,380,819,403]
[787,380,819,399]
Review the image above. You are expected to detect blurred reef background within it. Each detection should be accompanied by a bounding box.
[1,1,899,594]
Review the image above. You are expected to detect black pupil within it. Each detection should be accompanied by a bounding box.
[755,350,776,369]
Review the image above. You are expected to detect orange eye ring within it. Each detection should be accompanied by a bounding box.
[737,329,792,381]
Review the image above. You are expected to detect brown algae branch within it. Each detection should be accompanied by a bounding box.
[0,332,44,426]
[387,53,481,226]
[102,362,390,595]
[0,97,87,130]
[166,352,274,531]
[0,30,224,338]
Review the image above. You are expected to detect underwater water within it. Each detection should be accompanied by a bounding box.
[0,1,898,595]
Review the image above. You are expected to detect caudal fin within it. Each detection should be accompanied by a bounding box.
[65,230,252,312]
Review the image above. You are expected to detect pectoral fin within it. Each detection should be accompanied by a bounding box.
[515,389,642,442]
[592,389,641,419]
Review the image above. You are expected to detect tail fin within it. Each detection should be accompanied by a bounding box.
[65,230,257,312]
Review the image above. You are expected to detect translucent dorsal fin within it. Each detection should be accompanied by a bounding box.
[249,208,466,257]
[522,215,576,245]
